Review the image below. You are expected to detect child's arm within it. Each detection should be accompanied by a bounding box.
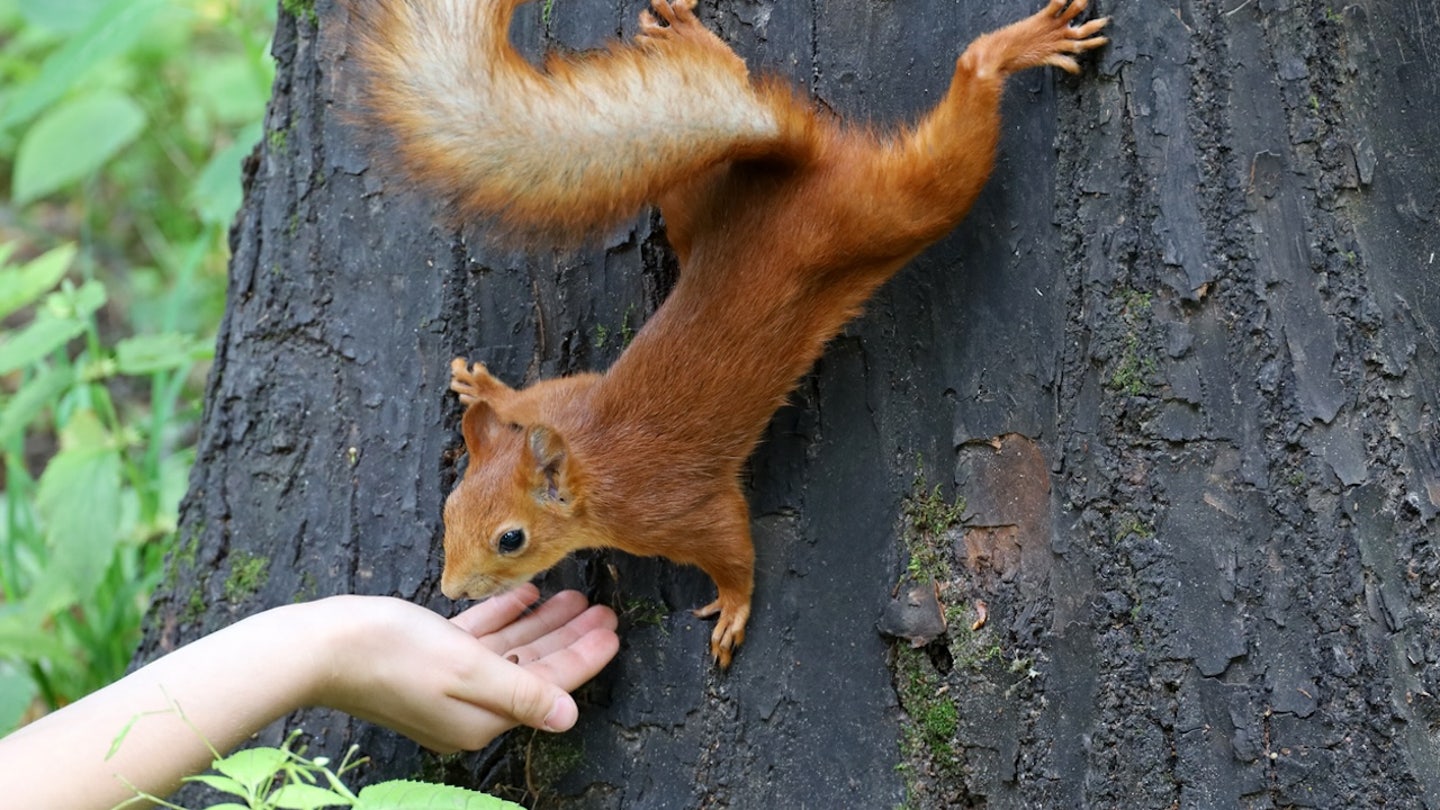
[0,586,617,809]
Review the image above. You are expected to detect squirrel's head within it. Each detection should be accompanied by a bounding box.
[440,399,587,601]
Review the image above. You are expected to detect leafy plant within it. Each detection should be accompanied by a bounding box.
[114,727,524,810]
[0,0,277,336]
[0,0,275,732]
[0,244,210,730]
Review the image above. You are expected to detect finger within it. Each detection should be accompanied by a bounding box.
[478,589,591,653]
[521,627,622,695]
[501,604,619,665]
[437,626,620,742]
[381,701,515,754]
[449,583,542,636]
[444,645,578,733]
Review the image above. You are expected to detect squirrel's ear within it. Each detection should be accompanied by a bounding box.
[526,424,575,505]
[460,400,503,458]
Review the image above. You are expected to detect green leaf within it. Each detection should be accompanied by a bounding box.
[0,0,166,130]
[271,783,355,809]
[355,780,525,810]
[12,91,147,204]
[0,607,71,660]
[8,570,75,621]
[189,55,270,126]
[0,243,77,321]
[17,0,112,33]
[0,317,85,376]
[34,410,122,596]
[0,661,37,734]
[212,746,292,795]
[114,332,211,375]
[0,364,75,446]
[192,123,261,226]
[184,773,249,797]
[0,279,106,375]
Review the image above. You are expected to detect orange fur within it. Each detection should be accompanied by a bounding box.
[347,0,1109,667]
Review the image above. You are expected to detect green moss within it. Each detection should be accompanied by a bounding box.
[1109,333,1157,396]
[165,527,201,588]
[619,305,637,347]
[170,529,208,623]
[1114,514,1154,542]
[593,306,639,352]
[182,588,207,624]
[893,646,960,767]
[952,633,1003,672]
[412,750,467,785]
[224,551,271,603]
[1107,288,1158,396]
[281,0,318,25]
[620,597,667,628]
[525,731,584,798]
[901,465,964,586]
[293,570,319,603]
[267,126,290,154]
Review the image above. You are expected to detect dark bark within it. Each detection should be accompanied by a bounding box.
[138,0,1440,807]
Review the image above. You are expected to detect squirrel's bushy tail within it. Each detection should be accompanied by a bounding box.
[344,0,807,244]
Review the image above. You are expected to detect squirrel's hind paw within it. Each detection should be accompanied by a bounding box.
[694,595,749,669]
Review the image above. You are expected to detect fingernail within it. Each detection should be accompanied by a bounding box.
[543,695,576,732]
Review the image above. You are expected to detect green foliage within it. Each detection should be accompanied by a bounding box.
[114,728,525,810]
[280,0,318,25]
[12,91,148,204]
[0,0,276,335]
[0,0,276,732]
[0,244,209,731]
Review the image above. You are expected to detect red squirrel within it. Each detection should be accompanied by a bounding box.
[344,0,1108,667]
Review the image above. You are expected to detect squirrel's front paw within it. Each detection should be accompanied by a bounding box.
[694,592,750,669]
[449,357,498,404]
[992,0,1109,75]
[637,0,698,41]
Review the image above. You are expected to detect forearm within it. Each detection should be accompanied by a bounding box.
[0,603,328,809]
[0,589,619,809]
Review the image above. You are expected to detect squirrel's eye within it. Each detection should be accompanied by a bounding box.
[497,528,526,554]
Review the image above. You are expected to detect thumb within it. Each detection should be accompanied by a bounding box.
[507,673,578,732]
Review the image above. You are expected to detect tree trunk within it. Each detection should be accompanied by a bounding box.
[138,0,1440,807]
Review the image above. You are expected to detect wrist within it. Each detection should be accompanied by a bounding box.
[248,597,356,712]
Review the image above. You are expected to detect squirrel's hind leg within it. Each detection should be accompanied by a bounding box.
[683,490,756,669]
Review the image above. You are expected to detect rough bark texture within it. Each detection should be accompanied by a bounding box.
[138,0,1440,807]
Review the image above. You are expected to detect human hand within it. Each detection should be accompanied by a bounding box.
[310,585,618,752]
